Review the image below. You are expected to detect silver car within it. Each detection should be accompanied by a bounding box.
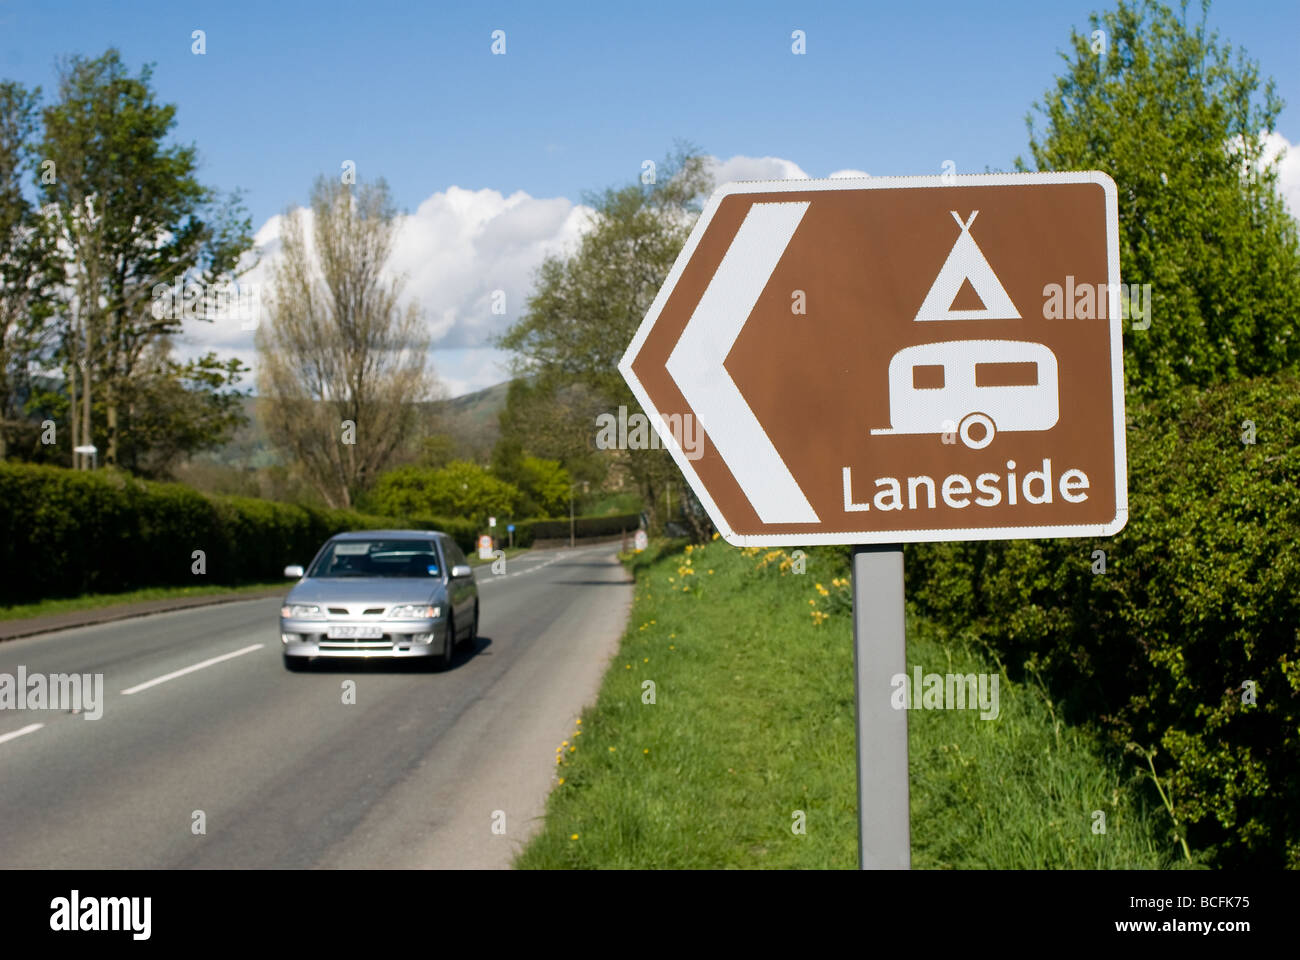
[279,530,480,671]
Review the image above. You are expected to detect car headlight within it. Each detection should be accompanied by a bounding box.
[281,603,326,619]
[387,604,440,619]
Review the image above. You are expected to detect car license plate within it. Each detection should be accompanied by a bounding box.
[327,625,384,639]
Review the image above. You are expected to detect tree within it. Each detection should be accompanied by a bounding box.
[498,145,714,537]
[491,438,571,516]
[37,49,253,467]
[517,456,571,517]
[371,461,520,525]
[257,175,436,509]
[110,349,249,478]
[1020,0,1300,398]
[0,80,59,461]
[493,376,607,490]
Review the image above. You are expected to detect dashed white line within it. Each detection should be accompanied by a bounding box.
[121,643,265,695]
[0,722,44,745]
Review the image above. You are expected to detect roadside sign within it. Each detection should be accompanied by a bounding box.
[507,524,515,533]
[634,529,648,552]
[619,172,1128,872]
[619,172,1127,547]
[477,534,493,560]
[489,516,496,528]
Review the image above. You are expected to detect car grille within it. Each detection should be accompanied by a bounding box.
[320,638,392,649]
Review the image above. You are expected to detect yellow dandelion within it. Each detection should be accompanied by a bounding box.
[557,778,565,784]
[643,748,650,754]
[609,746,616,752]
[570,834,579,840]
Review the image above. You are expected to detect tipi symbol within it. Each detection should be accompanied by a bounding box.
[913,211,1020,322]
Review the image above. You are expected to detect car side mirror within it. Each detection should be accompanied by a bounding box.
[284,565,304,579]
[451,564,473,579]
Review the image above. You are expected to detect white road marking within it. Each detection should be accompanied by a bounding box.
[0,723,44,745]
[121,644,265,695]
[475,549,586,586]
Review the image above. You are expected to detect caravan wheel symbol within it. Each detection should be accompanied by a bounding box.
[871,340,1059,447]
[958,412,995,449]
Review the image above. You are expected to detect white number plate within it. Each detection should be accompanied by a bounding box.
[327,625,384,639]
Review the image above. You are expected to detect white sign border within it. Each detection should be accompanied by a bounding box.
[617,171,1128,547]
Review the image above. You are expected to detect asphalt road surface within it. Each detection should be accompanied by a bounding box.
[0,544,632,868]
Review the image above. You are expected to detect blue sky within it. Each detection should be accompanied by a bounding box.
[3,0,1298,394]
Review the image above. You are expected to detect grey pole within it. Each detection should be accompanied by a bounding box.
[851,543,910,869]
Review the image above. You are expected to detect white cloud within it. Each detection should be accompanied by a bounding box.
[705,154,809,184]
[827,169,870,179]
[1262,131,1300,220]
[179,153,870,397]
[430,346,514,400]
[176,186,595,397]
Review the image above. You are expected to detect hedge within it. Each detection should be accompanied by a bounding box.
[906,375,1300,867]
[522,512,641,541]
[0,462,480,604]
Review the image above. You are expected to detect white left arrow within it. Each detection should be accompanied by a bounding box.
[666,200,818,524]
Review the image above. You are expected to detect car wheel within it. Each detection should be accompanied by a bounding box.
[435,617,456,670]
[459,602,479,650]
[283,654,310,672]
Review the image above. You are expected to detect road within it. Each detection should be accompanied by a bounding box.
[0,544,631,868]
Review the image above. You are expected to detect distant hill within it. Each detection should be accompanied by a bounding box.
[195,381,512,469]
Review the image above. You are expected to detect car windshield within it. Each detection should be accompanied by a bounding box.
[307,539,441,578]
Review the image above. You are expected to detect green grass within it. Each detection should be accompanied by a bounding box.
[514,538,1181,869]
[0,580,289,623]
[580,491,644,517]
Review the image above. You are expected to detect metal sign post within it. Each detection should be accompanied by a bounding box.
[852,544,910,869]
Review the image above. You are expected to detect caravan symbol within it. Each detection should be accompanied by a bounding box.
[871,340,1059,449]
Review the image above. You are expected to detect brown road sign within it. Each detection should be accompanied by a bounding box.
[619,172,1128,546]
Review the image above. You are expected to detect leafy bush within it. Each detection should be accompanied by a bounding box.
[907,376,1300,866]
[370,461,520,525]
[1023,0,1300,400]
[0,462,480,603]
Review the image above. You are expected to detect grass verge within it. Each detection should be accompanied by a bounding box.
[0,580,288,623]
[514,538,1180,869]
